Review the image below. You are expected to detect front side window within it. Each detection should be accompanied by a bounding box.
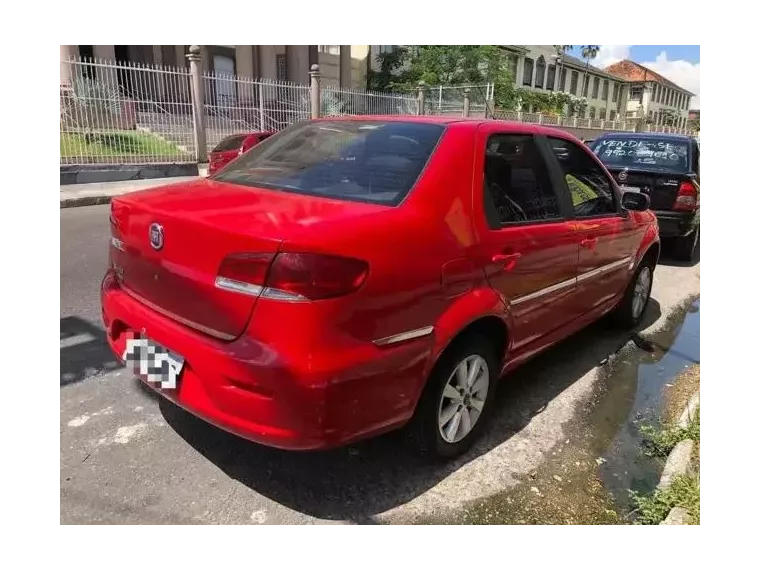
[548,137,616,218]
[523,58,534,86]
[213,120,445,206]
[570,71,579,94]
[592,77,600,99]
[535,56,546,89]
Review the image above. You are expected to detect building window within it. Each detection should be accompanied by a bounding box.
[319,45,340,55]
[612,83,619,102]
[583,74,589,97]
[559,67,567,92]
[592,77,600,99]
[570,70,578,94]
[655,84,660,103]
[276,54,287,81]
[547,65,556,90]
[378,45,394,54]
[535,56,546,89]
[602,80,609,100]
[610,110,617,121]
[589,107,596,119]
[523,58,534,86]
[630,85,643,102]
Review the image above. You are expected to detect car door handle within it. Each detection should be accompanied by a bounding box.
[580,237,598,249]
[492,252,522,271]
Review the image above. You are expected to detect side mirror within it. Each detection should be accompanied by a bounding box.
[622,191,650,211]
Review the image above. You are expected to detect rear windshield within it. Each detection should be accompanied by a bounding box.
[213,134,246,152]
[591,137,689,172]
[212,120,445,205]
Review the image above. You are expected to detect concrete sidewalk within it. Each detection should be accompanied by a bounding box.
[60,176,203,208]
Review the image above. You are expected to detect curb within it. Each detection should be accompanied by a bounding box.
[60,195,117,209]
[678,392,700,429]
[659,389,699,525]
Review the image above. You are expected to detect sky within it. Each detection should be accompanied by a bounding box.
[568,45,701,109]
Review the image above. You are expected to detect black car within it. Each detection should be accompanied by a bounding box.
[590,133,700,261]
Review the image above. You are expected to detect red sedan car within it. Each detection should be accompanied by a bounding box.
[102,117,659,459]
[207,132,274,175]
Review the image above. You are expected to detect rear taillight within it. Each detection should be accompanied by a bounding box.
[674,182,698,212]
[216,252,368,301]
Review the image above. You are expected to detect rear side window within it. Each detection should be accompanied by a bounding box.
[483,134,561,225]
[213,121,445,205]
[213,135,246,152]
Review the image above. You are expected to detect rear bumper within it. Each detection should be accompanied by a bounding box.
[102,269,332,450]
[653,210,698,238]
[100,269,429,450]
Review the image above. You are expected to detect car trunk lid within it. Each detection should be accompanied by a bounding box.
[109,178,383,340]
[608,167,692,211]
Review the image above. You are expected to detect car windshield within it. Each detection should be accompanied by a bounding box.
[212,120,445,205]
[212,134,246,152]
[591,137,689,172]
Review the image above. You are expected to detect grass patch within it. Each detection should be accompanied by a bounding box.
[631,474,700,524]
[60,131,185,159]
[640,407,700,458]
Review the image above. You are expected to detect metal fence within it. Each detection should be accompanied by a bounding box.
[425,84,493,116]
[491,109,694,136]
[60,58,196,165]
[60,54,695,167]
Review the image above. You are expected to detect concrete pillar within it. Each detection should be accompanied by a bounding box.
[259,45,277,80]
[93,45,115,62]
[417,81,426,115]
[310,64,321,119]
[92,45,117,89]
[187,46,207,162]
[60,45,78,88]
[235,46,255,106]
[463,88,470,117]
[339,45,351,88]
[516,55,525,87]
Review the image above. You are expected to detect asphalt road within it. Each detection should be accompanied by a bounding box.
[60,204,700,524]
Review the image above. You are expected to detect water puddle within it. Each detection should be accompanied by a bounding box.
[429,295,700,524]
[591,296,700,509]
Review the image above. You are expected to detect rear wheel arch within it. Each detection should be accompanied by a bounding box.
[428,314,509,387]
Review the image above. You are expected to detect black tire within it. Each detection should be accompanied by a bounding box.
[612,259,655,328]
[406,334,499,460]
[673,224,699,262]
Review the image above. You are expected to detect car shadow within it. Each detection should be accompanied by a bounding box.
[155,298,663,523]
[60,316,122,387]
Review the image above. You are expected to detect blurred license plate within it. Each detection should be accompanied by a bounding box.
[123,336,184,389]
[620,185,641,193]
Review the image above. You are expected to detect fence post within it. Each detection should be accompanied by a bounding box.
[538,113,544,125]
[416,81,426,115]
[259,80,266,131]
[573,116,578,127]
[518,111,523,122]
[310,64,321,119]
[463,88,470,118]
[186,45,206,163]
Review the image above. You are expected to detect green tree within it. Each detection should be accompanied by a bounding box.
[580,45,600,96]
[366,46,409,91]
[366,45,518,109]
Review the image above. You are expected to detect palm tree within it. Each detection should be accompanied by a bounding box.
[580,45,600,98]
